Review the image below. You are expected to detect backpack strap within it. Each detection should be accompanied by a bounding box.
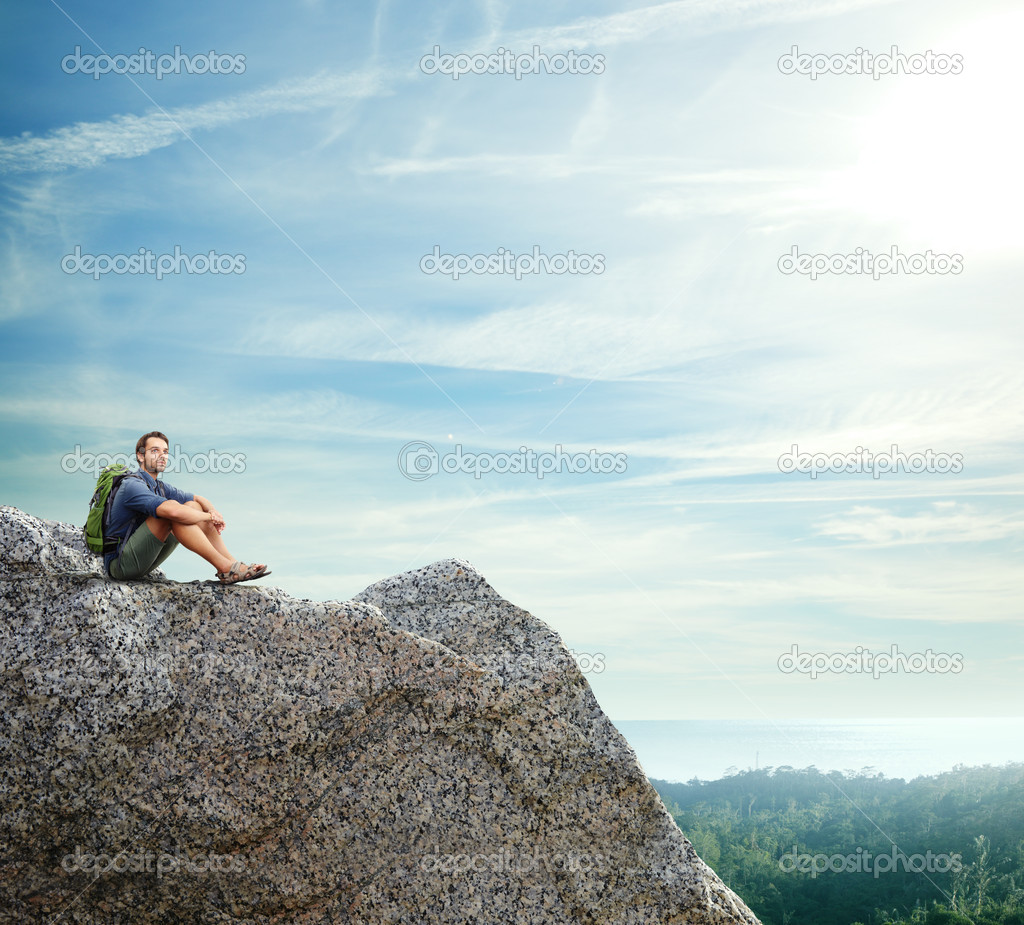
[110,471,163,561]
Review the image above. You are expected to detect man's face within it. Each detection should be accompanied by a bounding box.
[139,437,169,475]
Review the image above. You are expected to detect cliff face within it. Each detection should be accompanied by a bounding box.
[0,505,761,925]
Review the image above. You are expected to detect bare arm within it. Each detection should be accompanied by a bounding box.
[155,499,224,531]
[192,494,214,513]
[192,494,226,532]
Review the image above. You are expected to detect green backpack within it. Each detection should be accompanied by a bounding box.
[84,464,140,554]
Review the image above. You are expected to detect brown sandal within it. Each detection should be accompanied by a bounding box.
[217,561,271,584]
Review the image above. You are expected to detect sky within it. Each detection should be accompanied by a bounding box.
[1,0,1022,727]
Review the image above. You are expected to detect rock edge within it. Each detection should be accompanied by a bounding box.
[0,505,761,925]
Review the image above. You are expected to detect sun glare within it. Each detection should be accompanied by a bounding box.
[836,11,1024,250]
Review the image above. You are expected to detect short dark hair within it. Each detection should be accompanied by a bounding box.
[135,431,169,464]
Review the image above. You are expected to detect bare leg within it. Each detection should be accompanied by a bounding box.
[145,515,233,573]
[182,500,233,560]
[144,502,264,577]
[172,522,237,573]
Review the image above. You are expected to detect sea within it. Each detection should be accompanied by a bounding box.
[613,718,1024,783]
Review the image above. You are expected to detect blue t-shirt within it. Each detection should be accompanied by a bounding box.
[103,469,193,573]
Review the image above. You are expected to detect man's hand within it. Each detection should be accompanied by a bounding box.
[193,495,226,533]
[209,509,226,534]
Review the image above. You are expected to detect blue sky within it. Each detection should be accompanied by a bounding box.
[1,0,1022,724]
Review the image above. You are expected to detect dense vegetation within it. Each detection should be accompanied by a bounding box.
[652,764,1024,925]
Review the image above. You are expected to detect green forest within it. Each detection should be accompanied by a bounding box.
[652,763,1024,925]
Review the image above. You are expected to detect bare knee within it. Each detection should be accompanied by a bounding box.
[145,515,173,542]
[184,500,203,511]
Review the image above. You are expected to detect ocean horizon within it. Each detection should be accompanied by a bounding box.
[613,718,1024,783]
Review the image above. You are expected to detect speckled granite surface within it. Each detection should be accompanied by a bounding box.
[0,505,762,925]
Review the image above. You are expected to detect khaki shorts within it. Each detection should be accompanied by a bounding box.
[109,522,179,580]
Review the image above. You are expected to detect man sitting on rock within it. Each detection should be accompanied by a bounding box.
[105,431,270,585]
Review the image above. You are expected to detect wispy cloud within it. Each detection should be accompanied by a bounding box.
[0,70,388,174]
[368,154,809,191]
[506,0,900,49]
[366,155,866,229]
[815,502,1024,546]
[234,299,738,380]
[0,365,394,442]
